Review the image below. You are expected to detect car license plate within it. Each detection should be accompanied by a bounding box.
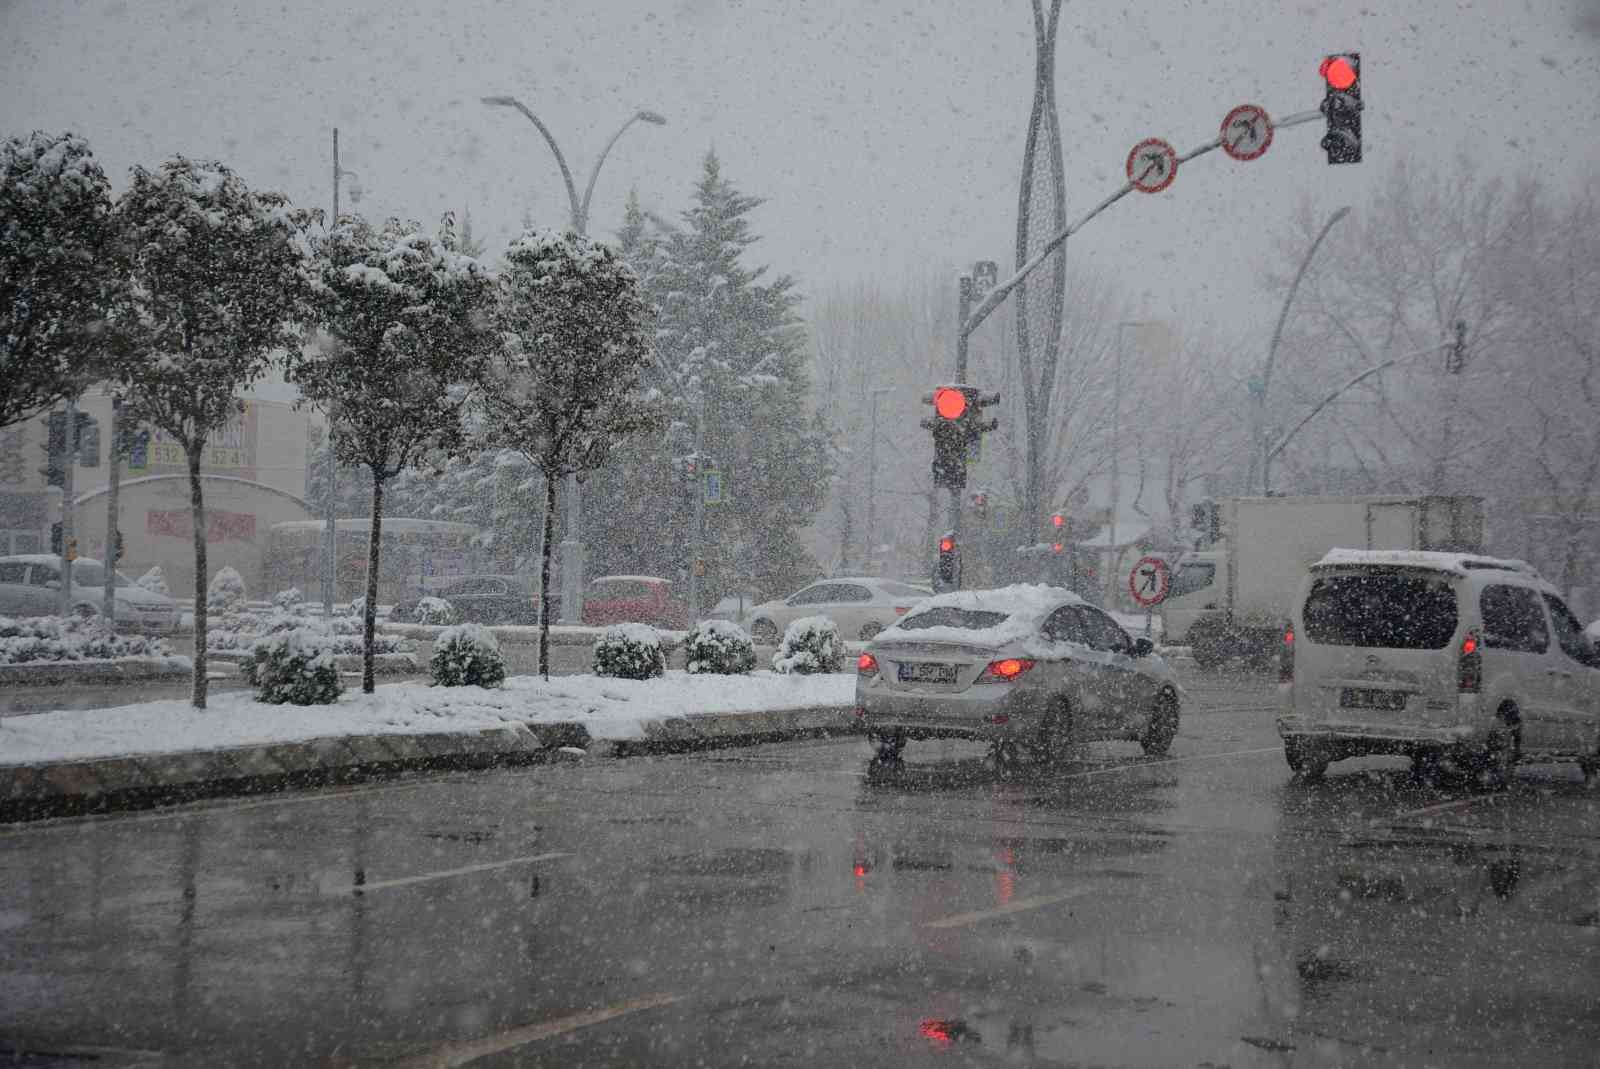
[1340,688,1406,711]
[898,662,958,685]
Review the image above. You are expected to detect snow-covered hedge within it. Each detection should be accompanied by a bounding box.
[136,565,169,596]
[414,596,459,626]
[208,610,406,654]
[593,623,665,680]
[206,566,248,614]
[346,595,367,619]
[242,629,343,705]
[773,616,843,675]
[684,619,756,675]
[430,623,506,687]
[271,587,305,613]
[0,615,183,664]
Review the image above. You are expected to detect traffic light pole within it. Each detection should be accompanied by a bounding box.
[687,397,706,625]
[948,280,975,585]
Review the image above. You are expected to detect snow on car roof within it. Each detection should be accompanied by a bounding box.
[591,574,670,584]
[1312,549,1541,578]
[881,583,1082,646]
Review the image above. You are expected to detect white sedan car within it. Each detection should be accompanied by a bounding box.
[747,577,932,644]
[855,584,1182,766]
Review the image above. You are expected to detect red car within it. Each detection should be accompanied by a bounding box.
[581,575,690,630]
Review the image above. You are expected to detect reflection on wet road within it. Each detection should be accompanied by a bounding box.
[1,672,1595,1066]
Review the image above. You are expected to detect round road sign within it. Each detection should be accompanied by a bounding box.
[1220,104,1273,162]
[1126,138,1178,194]
[1129,556,1171,607]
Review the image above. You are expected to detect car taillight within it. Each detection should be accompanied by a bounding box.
[976,658,1035,683]
[1279,623,1295,683]
[1458,630,1481,692]
[857,652,879,677]
[893,606,910,615]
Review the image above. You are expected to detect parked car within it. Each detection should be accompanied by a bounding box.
[391,574,540,625]
[855,584,1182,765]
[0,554,181,634]
[748,577,932,644]
[705,590,763,627]
[582,575,689,630]
[1278,549,1600,784]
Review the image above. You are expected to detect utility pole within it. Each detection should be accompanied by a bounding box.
[103,395,122,622]
[58,397,77,616]
[864,387,891,574]
[323,127,359,617]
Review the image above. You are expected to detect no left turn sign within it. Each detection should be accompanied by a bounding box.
[1129,556,1171,607]
[1220,104,1273,161]
[1126,138,1178,194]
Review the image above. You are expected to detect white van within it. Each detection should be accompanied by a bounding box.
[1278,549,1600,784]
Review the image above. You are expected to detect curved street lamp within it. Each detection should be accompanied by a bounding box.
[481,95,667,622]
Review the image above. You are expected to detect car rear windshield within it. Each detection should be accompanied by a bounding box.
[1302,570,1459,649]
[896,607,1009,631]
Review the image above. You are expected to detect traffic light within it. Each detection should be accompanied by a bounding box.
[923,386,970,489]
[1050,512,1066,553]
[50,522,62,554]
[936,534,959,590]
[963,388,1001,456]
[74,413,100,468]
[1319,53,1361,164]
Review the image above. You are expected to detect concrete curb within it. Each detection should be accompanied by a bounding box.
[0,658,193,687]
[0,705,861,823]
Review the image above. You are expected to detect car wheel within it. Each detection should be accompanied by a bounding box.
[1140,689,1180,757]
[1283,736,1306,772]
[751,618,779,645]
[1579,753,1598,787]
[1028,698,1072,765]
[1286,737,1329,780]
[860,622,884,641]
[70,601,99,621]
[1478,707,1521,791]
[867,734,905,776]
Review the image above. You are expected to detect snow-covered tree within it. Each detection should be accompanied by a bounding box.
[114,156,316,708]
[291,216,498,692]
[596,156,827,601]
[0,131,125,429]
[478,229,656,677]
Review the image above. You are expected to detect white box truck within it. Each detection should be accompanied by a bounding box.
[1162,495,1484,668]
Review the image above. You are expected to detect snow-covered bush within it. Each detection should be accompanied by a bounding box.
[0,615,182,664]
[684,619,757,675]
[205,566,247,614]
[414,596,458,626]
[207,610,406,654]
[136,565,169,596]
[346,595,367,619]
[773,615,843,675]
[271,587,306,613]
[593,623,665,680]
[242,629,343,705]
[430,623,506,687]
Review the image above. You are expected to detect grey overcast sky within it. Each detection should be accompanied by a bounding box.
[4,0,1598,345]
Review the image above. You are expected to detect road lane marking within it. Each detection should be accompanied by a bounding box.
[1379,795,1498,825]
[392,993,681,1068]
[1052,745,1285,781]
[355,852,570,893]
[924,886,1099,929]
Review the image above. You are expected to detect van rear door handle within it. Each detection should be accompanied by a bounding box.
[1202,603,1217,610]
[1548,669,1573,679]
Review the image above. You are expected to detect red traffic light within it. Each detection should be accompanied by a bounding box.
[933,387,967,420]
[1320,55,1356,90]
[1050,513,1064,528]
[939,536,955,553]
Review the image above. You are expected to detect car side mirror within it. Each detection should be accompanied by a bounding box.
[1134,637,1154,657]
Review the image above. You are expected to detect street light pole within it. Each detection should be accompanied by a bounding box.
[482,96,666,623]
[323,129,362,616]
[1254,205,1350,495]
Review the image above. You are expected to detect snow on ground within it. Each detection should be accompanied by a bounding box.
[0,670,855,767]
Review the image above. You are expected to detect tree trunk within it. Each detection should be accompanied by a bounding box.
[539,473,559,679]
[362,473,384,694]
[187,445,208,709]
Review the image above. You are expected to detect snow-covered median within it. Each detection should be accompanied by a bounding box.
[0,670,855,767]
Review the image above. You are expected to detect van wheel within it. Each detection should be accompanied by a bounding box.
[1288,739,1329,780]
[1140,689,1180,756]
[1283,737,1306,771]
[859,622,884,641]
[1478,708,1521,791]
[751,619,779,645]
[1580,755,1598,787]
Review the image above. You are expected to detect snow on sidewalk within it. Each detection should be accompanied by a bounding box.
[0,671,855,768]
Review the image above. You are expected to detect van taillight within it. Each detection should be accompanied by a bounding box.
[1279,624,1295,683]
[1458,631,1481,693]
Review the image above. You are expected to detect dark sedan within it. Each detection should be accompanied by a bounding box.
[391,574,544,625]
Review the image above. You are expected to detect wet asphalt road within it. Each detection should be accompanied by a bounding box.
[2,672,1597,1067]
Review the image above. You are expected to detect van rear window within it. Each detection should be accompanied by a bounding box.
[1302,571,1458,649]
